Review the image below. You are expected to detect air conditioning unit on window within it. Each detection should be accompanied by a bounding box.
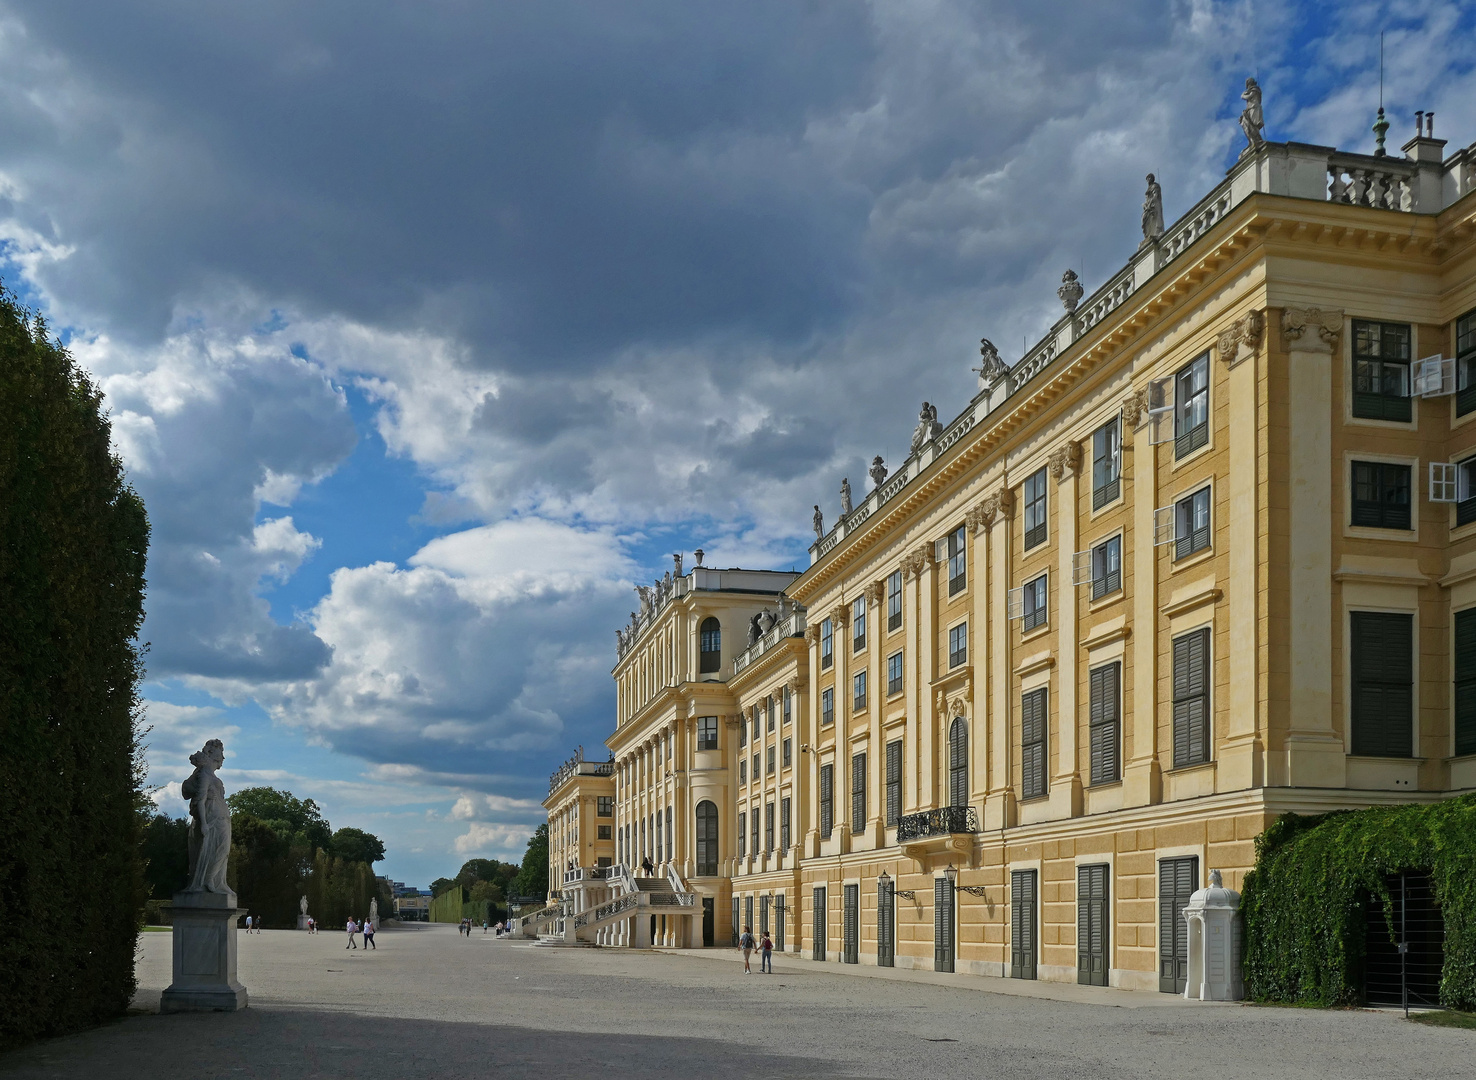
[1415,354,1453,397]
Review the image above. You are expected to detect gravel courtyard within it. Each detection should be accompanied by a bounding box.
[0,923,1469,1079]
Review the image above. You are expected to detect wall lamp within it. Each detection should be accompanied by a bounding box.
[943,863,987,897]
[877,869,915,900]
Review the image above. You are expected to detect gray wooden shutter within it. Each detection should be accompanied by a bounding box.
[1077,864,1109,987]
[877,880,894,967]
[1010,869,1037,979]
[1158,857,1197,993]
[885,740,903,826]
[774,894,785,950]
[1172,629,1210,766]
[1350,611,1414,757]
[1457,608,1476,757]
[812,887,826,961]
[934,877,955,973]
[843,884,859,964]
[1089,663,1121,784]
[819,764,834,838]
[1021,689,1047,799]
[852,752,867,832]
[949,717,968,807]
[731,896,740,947]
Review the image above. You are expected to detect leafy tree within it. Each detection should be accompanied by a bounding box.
[511,824,549,899]
[329,826,385,867]
[430,877,459,898]
[226,787,332,851]
[140,814,190,899]
[0,291,150,1048]
[457,857,518,891]
[227,812,298,928]
[468,879,504,904]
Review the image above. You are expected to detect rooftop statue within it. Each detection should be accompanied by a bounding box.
[839,477,853,516]
[812,504,824,539]
[869,455,887,488]
[182,739,231,895]
[1141,174,1164,243]
[974,339,1007,390]
[1058,269,1084,313]
[1239,77,1265,154]
[910,402,942,454]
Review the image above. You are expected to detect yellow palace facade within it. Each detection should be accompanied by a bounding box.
[541,102,1476,993]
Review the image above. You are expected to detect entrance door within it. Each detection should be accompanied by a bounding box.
[1010,870,1037,979]
[1158,856,1198,994]
[1364,871,1444,1008]
[774,894,786,950]
[934,877,955,972]
[813,887,827,960]
[843,884,859,964]
[731,897,740,947]
[702,897,715,947]
[1077,864,1109,986]
[877,879,895,968]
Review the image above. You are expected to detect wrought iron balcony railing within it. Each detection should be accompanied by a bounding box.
[896,805,979,842]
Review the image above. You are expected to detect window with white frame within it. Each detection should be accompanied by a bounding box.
[887,570,903,631]
[948,622,967,667]
[1092,417,1121,509]
[1023,468,1048,549]
[887,651,903,695]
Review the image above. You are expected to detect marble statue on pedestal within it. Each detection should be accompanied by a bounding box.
[869,456,887,488]
[839,478,852,516]
[910,403,942,454]
[162,740,248,1013]
[812,505,824,539]
[369,897,379,929]
[974,339,1007,390]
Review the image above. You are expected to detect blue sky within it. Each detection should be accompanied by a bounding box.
[1,0,1472,888]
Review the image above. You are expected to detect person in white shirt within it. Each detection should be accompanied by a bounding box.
[244,915,252,934]
[346,917,359,949]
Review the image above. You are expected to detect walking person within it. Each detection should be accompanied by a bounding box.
[641,854,655,876]
[364,918,376,950]
[346,917,358,949]
[760,931,774,974]
[244,914,252,934]
[739,925,755,974]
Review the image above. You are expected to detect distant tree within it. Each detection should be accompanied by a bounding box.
[228,812,299,927]
[140,814,190,899]
[329,827,385,867]
[0,291,150,1048]
[226,787,332,851]
[511,824,549,899]
[457,857,519,890]
[468,879,504,904]
[430,877,459,899]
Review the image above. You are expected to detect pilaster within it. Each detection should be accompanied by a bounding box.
[1049,440,1084,818]
[982,488,1016,830]
[1123,385,1161,807]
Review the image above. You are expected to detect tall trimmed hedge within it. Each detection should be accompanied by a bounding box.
[1241,794,1476,1008]
[0,292,150,1048]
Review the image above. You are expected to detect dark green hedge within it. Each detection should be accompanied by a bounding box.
[1242,793,1476,1008]
[0,291,150,1048]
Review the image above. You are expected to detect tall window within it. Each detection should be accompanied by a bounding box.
[782,737,791,767]
[948,622,968,667]
[780,797,791,849]
[699,617,722,674]
[853,670,867,711]
[1172,628,1211,766]
[1351,460,1412,529]
[1089,663,1121,785]
[1023,573,1048,632]
[820,618,833,669]
[766,694,775,732]
[666,806,672,862]
[1457,608,1476,758]
[1023,467,1048,549]
[739,758,747,785]
[697,715,718,750]
[750,807,759,857]
[1175,487,1211,560]
[597,796,613,817]
[1090,536,1121,600]
[766,745,775,775]
[1350,611,1413,757]
[885,740,903,826]
[887,651,904,695]
[948,717,968,808]
[783,686,791,724]
[947,525,967,594]
[853,596,867,652]
[736,811,746,859]
[1092,417,1121,509]
[819,764,834,838]
[851,752,866,833]
[695,801,718,876]
[887,570,903,631]
[821,687,834,726]
[752,753,759,782]
[1175,352,1210,457]
[1352,319,1412,422]
[764,802,775,853]
[1022,688,1048,799]
[1457,308,1476,417]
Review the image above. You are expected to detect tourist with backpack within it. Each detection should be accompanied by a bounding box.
[760,931,774,973]
[739,925,755,973]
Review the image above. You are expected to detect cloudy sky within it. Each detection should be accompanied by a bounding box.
[3,1,1473,887]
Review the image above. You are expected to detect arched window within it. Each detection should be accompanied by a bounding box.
[695,800,719,876]
[949,716,968,808]
[700,618,721,673]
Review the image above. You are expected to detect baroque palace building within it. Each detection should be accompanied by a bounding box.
[532,88,1476,994]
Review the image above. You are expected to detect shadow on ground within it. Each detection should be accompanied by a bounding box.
[0,1009,864,1080]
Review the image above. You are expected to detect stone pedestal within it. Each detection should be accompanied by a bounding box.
[160,891,248,1013]
[297,914,311,930]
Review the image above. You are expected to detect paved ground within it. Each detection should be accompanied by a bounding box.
[1,923,1470,1079]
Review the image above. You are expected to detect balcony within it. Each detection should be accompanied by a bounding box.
[896,806,978,866]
